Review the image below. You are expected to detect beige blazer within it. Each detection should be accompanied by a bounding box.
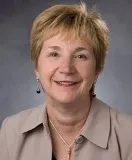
[0,98,132,160]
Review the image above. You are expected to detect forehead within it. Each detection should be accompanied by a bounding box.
[42,33,92,50]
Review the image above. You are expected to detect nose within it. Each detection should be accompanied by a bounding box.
[59,57,76,75]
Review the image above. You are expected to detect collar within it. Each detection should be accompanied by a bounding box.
[20,104,49,134]
[21,98,111,149]
[81,98,110,149]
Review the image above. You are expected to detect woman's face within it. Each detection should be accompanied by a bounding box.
[35,34,98,104]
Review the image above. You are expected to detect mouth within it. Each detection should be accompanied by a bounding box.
[54,80,80,87]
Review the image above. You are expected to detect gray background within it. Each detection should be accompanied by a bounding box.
[0,0,132,123]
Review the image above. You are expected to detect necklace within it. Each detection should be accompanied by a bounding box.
[49,119,84,160]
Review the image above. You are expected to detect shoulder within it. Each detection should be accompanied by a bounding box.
[96,98,132,129]
[109,106,132,131]
[0,105,43,134]
[0,105,43,158]
[94,98,132,138]
[108,104,132,158]
[97,99,132,158]
[99,99,132,136]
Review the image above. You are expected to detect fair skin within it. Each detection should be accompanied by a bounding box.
[35,34,98,159]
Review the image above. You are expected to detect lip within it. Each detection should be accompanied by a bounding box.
[53,80,80,87]
[54,80,80,83]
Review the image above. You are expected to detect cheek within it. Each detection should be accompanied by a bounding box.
[78,61,96,79]
[83,70,96,83]
[37,59,58,81]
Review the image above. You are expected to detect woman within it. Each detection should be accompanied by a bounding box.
[0,2,132,160]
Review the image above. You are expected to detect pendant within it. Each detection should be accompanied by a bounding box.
[67,148,71,160]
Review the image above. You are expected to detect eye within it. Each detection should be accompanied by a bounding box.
[75,54,87,60]
[49,52,59,57]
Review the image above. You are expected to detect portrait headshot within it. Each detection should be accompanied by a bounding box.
[0,0,132,160]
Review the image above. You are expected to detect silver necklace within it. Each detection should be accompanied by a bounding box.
[49,119,84,160]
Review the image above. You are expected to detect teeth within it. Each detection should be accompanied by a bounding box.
[57,81,75,85]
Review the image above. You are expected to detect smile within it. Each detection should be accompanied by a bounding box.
[54,81,80,87]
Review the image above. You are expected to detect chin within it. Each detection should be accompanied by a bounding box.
[53,94,78,104]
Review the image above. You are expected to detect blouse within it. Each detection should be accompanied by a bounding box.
[0,98,132,160]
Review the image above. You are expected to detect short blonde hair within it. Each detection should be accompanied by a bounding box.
[30,2,109,73]
[30,2,109,96]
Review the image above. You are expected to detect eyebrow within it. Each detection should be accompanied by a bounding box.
[48,46,61,51]
[73,47,89,53]
[48,46,89,53]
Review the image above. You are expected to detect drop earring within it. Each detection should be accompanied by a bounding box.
[90,81,96,98]
[92,92,96,97]
[92,81,96,97]
[36,77,41,94]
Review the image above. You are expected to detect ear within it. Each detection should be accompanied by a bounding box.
[94,72,99,82]
[34,68,40,79]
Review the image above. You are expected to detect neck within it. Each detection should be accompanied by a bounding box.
[46,95,91,135]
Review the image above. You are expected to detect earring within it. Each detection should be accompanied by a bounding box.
[91,80,96,98]
[36,77,41,94]
[92,92,96,97]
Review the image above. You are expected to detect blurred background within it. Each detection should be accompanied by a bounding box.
[0,0,132,123]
